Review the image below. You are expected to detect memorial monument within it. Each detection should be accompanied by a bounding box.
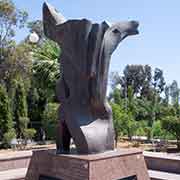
[26,2,150,180]
[44,2,139,155]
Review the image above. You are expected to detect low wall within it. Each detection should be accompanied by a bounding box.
[0,151,32,171]
[144,151,180,174]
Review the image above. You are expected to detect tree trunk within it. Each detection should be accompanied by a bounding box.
[115,131,118,148]
[128,129,132,141]
[177,140,180,151]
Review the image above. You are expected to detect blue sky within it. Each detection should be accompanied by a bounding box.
[14,0,180,89]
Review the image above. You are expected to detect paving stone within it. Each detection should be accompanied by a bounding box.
[149,170,180,180]
[0,168,27,180]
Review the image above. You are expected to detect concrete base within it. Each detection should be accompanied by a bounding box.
[26,149,150,180]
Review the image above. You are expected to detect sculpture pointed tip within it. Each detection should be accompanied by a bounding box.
[43,1,49,10]
[43,1,51,15]
[43,1,56,14]
[43,1,66,25]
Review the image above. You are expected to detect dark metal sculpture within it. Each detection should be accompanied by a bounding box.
[43,2,139,154]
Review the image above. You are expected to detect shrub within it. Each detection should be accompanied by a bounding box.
[162,116,180,150]
[23,128,36,141]
[152,120,166,139]
[42,103,59,140]
[23,128,36,146]
[3,129,16,148]
[14,117,36,149]
[136,121,147,136]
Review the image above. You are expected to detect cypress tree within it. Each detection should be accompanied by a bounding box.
[14,80,28,137]
[0,84,13,140]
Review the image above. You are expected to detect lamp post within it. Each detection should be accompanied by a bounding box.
[29,32,39,43]
[28,32,39,62]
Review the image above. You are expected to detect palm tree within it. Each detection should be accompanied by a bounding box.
[32,39,61,98]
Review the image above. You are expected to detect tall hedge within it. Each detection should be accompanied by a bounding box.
[0,84,13,140]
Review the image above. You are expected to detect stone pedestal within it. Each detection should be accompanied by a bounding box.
[26,149,149,180]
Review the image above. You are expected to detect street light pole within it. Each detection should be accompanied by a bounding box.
[29,32,39,43]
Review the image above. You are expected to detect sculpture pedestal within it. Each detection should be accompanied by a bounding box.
[26,149,149,180]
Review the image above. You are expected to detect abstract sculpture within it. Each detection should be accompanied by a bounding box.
[43,2,139,154]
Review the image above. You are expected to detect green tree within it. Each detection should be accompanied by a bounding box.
[111,86,138,141]
[153,68,166,93]
[13,80,28,137]
[0,0,28,62]
[135,97,163,140]
[111,65,152,97]
[0,84,15,143]
[27,87,39,123]
[111,103,123,145]
[164,85,170,105]
[170,80,179,114]
[0,43,32,89]
[32,39,60,100]
[27,86,47,140]
[111,65,165,100]
[122,112,138,140]
[151,68,166,130]
[152,120,166,139]
[112,106,138,141]
[42,103,58,140]
[18,117,36,147]
[109,87,122,104]
[162,116,180,150]
[3,129,16,147]
[19,117,29,138]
